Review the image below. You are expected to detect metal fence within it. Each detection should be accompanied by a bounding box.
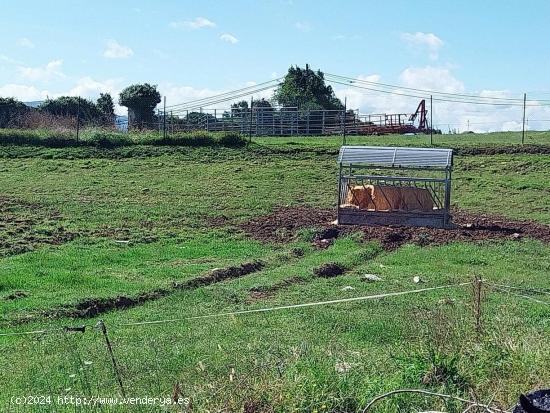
[148,107,426,137]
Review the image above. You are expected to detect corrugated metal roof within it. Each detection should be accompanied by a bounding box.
[338,146,453,169]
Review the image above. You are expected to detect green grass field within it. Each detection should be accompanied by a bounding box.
[0,132,549,412]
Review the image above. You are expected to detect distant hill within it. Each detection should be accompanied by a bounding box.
[23,101,43,108]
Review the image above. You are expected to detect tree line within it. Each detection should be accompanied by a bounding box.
[0,65,346,129]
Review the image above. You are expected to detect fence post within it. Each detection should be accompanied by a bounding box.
[472,275,483,336]
[342,97,347,145]
[76,96,81,142]
[249,97,253,143]
[430,95,433,145]
[163,96,166,140]
[97,320,126,397]
[522,93,526,145]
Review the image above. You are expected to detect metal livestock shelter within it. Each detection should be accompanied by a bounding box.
[337,146,453,228]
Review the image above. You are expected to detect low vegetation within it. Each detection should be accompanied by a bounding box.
[0,128,247,148]
[0,131,548,412]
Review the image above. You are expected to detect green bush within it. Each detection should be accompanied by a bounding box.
[216,132,247,147]
[80,130,133,148]
[0,128,247,149]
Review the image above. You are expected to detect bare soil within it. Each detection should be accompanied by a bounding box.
[23,261,265,321]
[240,206,550,251]
[0,195,77,257]
[313,262,347,278]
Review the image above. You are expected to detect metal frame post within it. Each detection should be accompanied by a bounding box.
[249,97,253,142]
[343,97,347,145]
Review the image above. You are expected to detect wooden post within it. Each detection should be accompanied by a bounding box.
[472,275,483,335]
[522,93,526,145]
[97,321,126,397]
[430,95,433,145]
[76,96,80,142]
[163,96,166,139]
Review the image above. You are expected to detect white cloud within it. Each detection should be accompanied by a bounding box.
[399,66,464,93]
[401,32,444,59]
[170,17,216,30]
[294,21,311,32]
[0,84,49,101]
[103,40,134,59]
[332,66,550,133]
[17,60,64,82]
[220,33,238,44]
[18,37,35,49]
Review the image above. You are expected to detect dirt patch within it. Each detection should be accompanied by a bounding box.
[241,206,550,251]
[362,209,550,251]
[239,206,335,243]
[313,262,347,278]
[312,226,347,249]
[454,144,550,156]
[0,195,77,257]
[35,261,264,320]
[174,261,264,290]
[249,276,305,299]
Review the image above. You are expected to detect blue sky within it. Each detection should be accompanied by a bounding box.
[1,0,550,130]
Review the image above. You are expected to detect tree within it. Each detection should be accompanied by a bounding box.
[252,98,273,109]
[38,96,102,123]
[96,93,115,124]
[230,100,249,118]
[274,65,343,110]
[118,83,161,127]
[0,97,29,128]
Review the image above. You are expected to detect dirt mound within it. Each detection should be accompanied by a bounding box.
[0,195,77,257]
[175,261,264,289]
[313,262,347,278]
[313,226,344,249]
[35,261,264,320]
[240,206,550,250]
[239,206,335,243]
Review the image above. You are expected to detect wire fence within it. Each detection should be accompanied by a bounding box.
[0,277,550,412]
[3,71,550,144]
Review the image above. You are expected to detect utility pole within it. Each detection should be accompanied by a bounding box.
[76,96,81,142]
[163,96,166,139]
[522,93,526,145]
[343,97,347,145]
[430,95,433,145]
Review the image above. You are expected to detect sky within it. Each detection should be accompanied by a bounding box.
[1,0,550,132]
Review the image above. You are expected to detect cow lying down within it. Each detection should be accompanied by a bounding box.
[343,184,436,212]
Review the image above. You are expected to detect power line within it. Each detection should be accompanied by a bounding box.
[325,72,550,104]
[325,78,550,107]
[164,78,282,110]
[167,84,279,114]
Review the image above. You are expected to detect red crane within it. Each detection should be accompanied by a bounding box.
[408,99,428,130]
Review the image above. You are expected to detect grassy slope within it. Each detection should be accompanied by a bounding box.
[0,133,549,412]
